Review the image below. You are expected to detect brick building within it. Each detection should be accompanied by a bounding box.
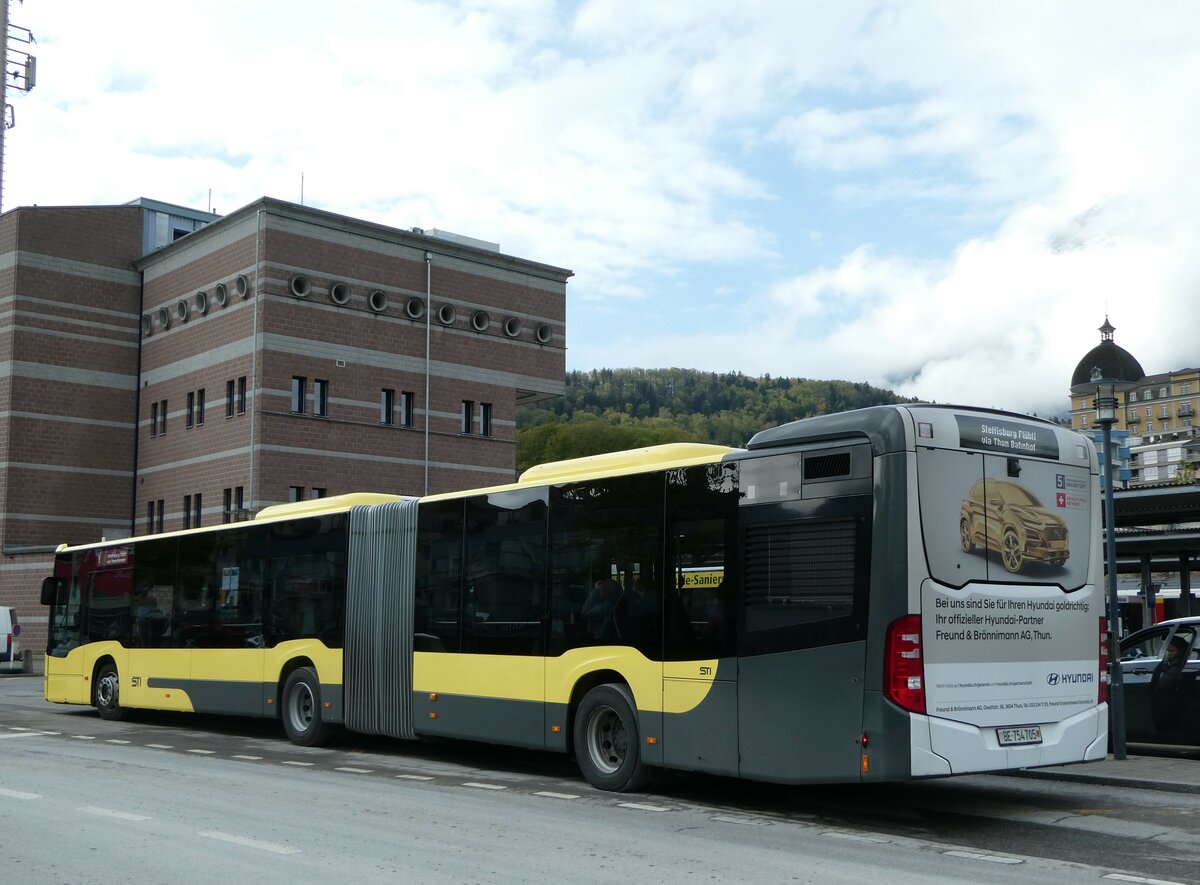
[0,196,570,651]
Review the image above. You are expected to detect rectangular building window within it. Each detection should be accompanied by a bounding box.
[461,400,474,434]
[147,501,155,533]
[193,493,202,527]
[156,499,164,533]
[226,380,236,418]
[289,485,304,503]
[312,487,327,499]
[159,399,168,435]
[150,401,158,437]
[480,402,493,437]
[401,391,415,428]
[238,376,247,414]
[187,392,195,428]
[291,377,306,413]
[184,494,192,529]
[381,388,396,425]
[313,379,329,417]
[1183,383,1193,395]
[223,488,233,523]
[196,388,205,425]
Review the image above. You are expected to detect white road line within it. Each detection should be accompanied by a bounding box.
[187,749,215,755]
[106,739,131,745]
[70,735,96,741]
[534,791,580,800]
[281,761,314,767]
[79,805,150,822]
[462,782,507,790]
[395,774,434,781]
[943,850,1022,865]
[1104,875,1188,885]
[0,732,43,740]
[0,787,41,799]
[617,802,671,812]
[711,814,769,827]
[8,726,31,731]
[334,766,373,773]
[145,743,173,749]
[232,754,262,761]
[198,829,299,855]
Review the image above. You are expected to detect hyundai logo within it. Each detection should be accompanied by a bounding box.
[1046,673,1060,686]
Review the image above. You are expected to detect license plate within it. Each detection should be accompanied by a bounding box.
[996,725,1042,746]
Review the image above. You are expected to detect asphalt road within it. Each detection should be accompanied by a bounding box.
[3,674,1199,884]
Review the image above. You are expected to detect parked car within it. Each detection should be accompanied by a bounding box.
[0,606,20,672]
[959,479,1070,573]
[1117,617,1200,745]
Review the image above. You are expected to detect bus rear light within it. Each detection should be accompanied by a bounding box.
[885,614,926,715]
[1098,617,1110,705]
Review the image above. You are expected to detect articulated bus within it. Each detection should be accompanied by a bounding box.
[41,404,1109,791]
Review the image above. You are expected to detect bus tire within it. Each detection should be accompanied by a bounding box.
[573,683,649,793]
[94,662,126,721]
[281,667,334,747]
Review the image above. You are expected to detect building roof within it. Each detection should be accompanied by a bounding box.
[1070,317,1145,390]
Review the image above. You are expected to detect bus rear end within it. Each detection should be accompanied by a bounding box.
[899,407,1107,775]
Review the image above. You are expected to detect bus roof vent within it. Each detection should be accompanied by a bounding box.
[804,451,852,481]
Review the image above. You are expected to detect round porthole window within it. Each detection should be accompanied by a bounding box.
[504,317,522,338]
[235,274,251,298]
[157,306,171,329]
[194,291,209,315]
[330,282,352,305]
[176,299,190,323]
[536,323,553,344]
[471,310,490,332]
[212,283,229,308]
[406,297,425,320]
[437,304,456,325]
[289,274,311,298]
[369,290,388,312]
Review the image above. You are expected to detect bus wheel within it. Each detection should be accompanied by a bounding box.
[281,667,334,747]
[1002,528,1024,573]
[573,684,649,793]
[94,662,126,721]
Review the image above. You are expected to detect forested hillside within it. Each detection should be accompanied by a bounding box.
[516,368,913,472]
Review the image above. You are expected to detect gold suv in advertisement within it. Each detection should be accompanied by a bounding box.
[959,479,1070,573]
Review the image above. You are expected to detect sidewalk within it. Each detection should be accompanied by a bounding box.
[1016,751,1200,794]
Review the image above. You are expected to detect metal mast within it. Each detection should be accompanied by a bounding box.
[0,0,37,213]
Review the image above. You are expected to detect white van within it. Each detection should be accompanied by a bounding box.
[0,607,20,672]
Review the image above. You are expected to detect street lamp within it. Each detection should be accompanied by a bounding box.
[1093,376,1127,760]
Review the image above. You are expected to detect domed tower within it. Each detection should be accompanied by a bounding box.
[1069,317,1145,491]
[1069,317,1145,434]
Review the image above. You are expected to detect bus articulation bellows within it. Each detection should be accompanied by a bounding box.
[42,404,1109,791]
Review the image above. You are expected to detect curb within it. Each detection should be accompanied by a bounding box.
[1010,767,1200,795]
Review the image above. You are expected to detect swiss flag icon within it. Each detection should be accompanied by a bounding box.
[1056,492,1067,508]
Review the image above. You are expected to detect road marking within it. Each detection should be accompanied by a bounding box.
[711,814,769,827]
[281,760,314,767]
[187,749,215,755]
[617,802,671,812]
[0,787,41,799]
[335,766,373,773]
[0,731,42,740]
[106,739,131,745]
[462,782,507,790]
[396,774,434,781]
[146,743,173,749]
[79,805,150,822]
[198,830,299,855]
[534,791,580,800]
[70,735,96,740]
[1104,875,1188,885]
[943,850,1022,865]
[232,754,262,761]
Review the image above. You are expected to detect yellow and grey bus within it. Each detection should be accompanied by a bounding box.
[41,404,1109,791]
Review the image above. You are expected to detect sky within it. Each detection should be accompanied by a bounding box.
[6,0,1200,419]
